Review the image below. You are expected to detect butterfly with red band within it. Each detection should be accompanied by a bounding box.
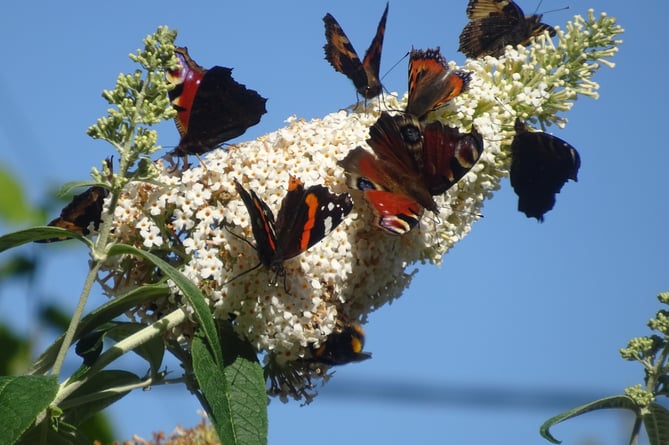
[166,47,267,157]
[458,0,556,59]
[310,322,371,366]
[338,112,483,235]
[233,176,353,284]
[323,3,389,99]
[510,118,580,221]
[406,48,471,120]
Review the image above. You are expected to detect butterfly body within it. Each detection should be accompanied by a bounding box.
[323,3,388,99]
[510,119,580,221]
[458,0,555,58]
[167,47,267,156]
[234,177,353,281]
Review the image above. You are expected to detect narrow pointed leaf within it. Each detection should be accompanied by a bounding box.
[108,244,222,366]
[0,227,90,251]
[540,395,638,443]
[644,402,669,445]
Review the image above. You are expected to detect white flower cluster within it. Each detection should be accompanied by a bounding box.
[98,11,621,399]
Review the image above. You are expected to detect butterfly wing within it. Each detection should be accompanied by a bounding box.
[459,0,555,58]
[366,112,438,212]
[406,48,470,119]
[176,66,267,155]
[167,48,267,156]
[36,186,109,243]
[167,47,206,139]
[273,176,353,260]
[359,2,389,98]
[235,179,278,268]
[339,147,423,235]
[323,3,388,99]
[510,119,581,221]
[422,122,484,195]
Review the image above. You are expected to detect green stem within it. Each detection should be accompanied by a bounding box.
[52,306,188,406]
[51,261,102,377]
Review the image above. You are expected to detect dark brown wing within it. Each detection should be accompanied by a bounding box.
[323,3,388,99]
[459,0,555,58]
[174,66,267,155]
[510,119,580,221]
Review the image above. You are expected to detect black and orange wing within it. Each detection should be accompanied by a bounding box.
[458,0,555,58]
[406,48,471,120]
[36,186,109,243]
[273,176,353,260]
[323,3,388,99]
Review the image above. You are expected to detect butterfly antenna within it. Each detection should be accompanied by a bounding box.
[380,51,409,82]
[540,6,570,15]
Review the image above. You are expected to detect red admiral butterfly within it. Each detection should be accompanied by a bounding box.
[406,48,471,120]
[166,47,267,156]
[234,176,353,283]
[458,0,556,58]
[338,112,483,235]
[323,3,389,99]
[510,118,580,221]
[310,322,371,366]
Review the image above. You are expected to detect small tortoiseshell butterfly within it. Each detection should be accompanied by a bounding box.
[166,47,267,156]
[458,0,556,58]
[36,159,112,243]
[323,3,389,99]
[406,48,471,120]
[510,118,580,221]
[36,186,108,243]
[310,322,371,366]
[234,176,353,284]
[338,112,483,235]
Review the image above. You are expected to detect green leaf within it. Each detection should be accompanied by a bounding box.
[192,326,267,445]
[644,403,669,445]
[219,322,267,444]
[30,283,169,375]
[540,395,639,443]
[0,227,91,251]
[0,375,58,445]
[60,370,140,426]
[107,244,222,366]
[105,322,165,375]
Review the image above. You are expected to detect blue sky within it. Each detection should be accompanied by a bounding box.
[1,1,667,444]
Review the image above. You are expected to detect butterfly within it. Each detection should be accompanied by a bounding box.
[510,118,580,221]
[338,112,483,235]
[35,186,109,243]
[166,47,267,156]
[234,176,353,284]
[323,3,389,99]
[310,322,372,366]
[406,47,471,120]
[458,0,556,58]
